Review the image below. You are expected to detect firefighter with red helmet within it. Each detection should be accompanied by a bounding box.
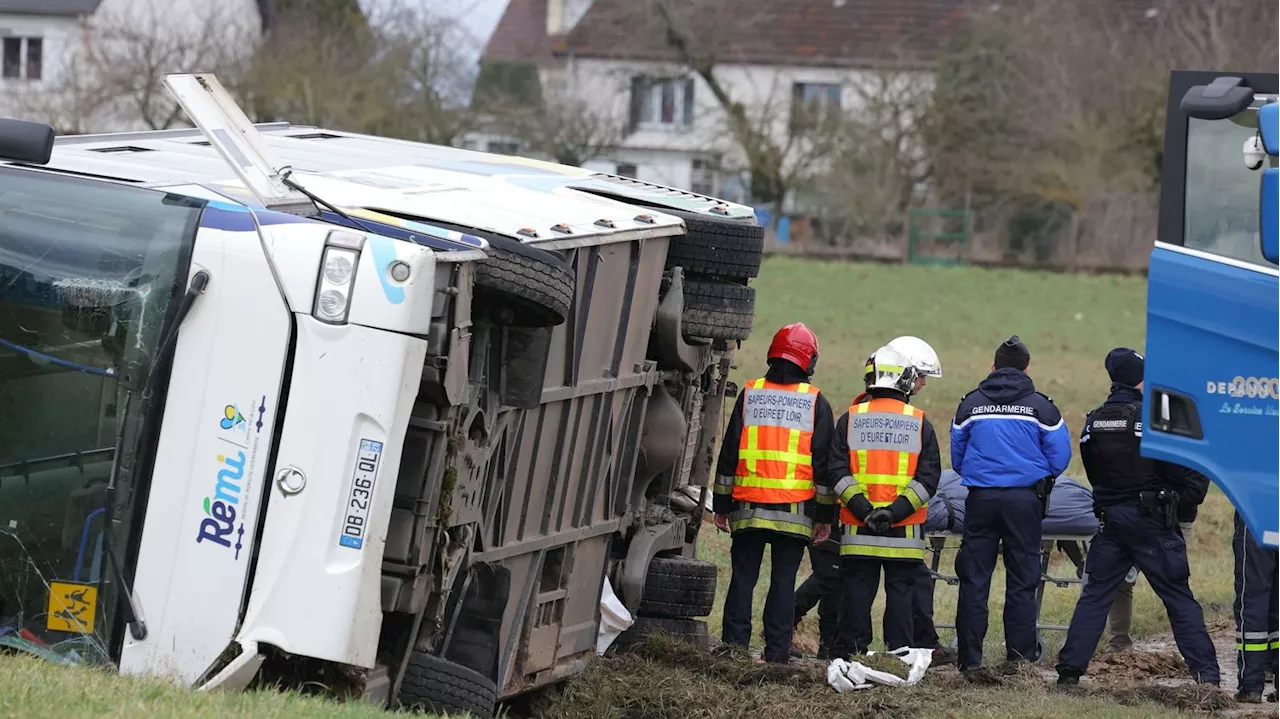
[712,322,837,664]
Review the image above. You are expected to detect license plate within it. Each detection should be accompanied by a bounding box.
[339,439,383,550]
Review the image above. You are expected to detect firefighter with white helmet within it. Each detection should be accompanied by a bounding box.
[828,344,943,658]
[884,335,955,663]
[887,335,942,382]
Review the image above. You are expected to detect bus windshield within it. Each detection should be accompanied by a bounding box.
[0,167,204,663]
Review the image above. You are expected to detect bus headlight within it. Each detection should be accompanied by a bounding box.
[313,230,365,325]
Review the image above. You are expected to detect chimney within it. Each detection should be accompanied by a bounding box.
[546,0,566,36]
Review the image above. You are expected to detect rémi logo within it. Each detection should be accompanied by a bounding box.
[197,450,247,559]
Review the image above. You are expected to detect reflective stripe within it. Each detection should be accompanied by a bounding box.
[734,378,820,504]
[833,475,857,498]
[1236,642,1273,652]
[729,502,813,538]
[814,484,835,505]
[839,524,925,559]
[1233,626,1277,651]
[903,479,932,509]
[713,474,736,495]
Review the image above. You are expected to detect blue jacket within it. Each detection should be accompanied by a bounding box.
[950,368,1072,488]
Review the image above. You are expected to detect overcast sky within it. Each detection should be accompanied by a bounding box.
[361,0,508,61]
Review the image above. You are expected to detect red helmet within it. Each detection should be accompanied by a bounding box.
[767,322,820,374]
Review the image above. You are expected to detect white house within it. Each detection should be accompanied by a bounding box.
[0,0,266,130]
[474,0,964,209]
[0,0,97,112]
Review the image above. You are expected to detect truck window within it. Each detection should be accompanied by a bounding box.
[1184,112,1279,268]
[0,167,203,659]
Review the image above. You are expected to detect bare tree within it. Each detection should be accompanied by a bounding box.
[807,55,936,247]
[245,0,476,145]
[646,0,838,214]
[28,1,255,132]
[484,74,625,167]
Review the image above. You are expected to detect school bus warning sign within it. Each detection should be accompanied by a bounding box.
[46,581,97,634]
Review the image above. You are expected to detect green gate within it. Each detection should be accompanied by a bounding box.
[907,208,972,266]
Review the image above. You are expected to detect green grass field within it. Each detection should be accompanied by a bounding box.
[0,654,423,719]
[0,257,1249,718]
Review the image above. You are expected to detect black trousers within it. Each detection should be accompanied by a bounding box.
[833,556,916,657]
[1056,506,1219,683]
[794,544,842,655]
[956,486,1043,669]
[836,558,940,651]
[913,560,941,648]
[721,529,808,663]
[1233,512,1279,694]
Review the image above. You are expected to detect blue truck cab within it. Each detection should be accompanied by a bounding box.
[1143,71,1279,548]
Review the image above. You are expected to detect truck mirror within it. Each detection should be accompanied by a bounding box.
[0,118,54,165]
[1260,102,1279,155]
[1262,167,1278,264]
[1180,76,1256,121]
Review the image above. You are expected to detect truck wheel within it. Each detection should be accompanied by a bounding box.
[681,279,755,341]
[414,218,575,328]
[638,557,717,618]
[475,237,574,328]
[613,616,710,652]
[661,208,764,280]
[399,652,497,719]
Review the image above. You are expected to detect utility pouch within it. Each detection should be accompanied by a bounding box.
[1138,489,1177,529]
[1034,476,1055,518]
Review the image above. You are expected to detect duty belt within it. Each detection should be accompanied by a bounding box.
[1100,489,1177,528]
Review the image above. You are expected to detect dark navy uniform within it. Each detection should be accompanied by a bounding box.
[1056,383,1219,685]
[950,350,1072,671]
[793,534,841,658]
[1232,511,1279,700]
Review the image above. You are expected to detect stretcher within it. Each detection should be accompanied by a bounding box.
[922,471,1097,661]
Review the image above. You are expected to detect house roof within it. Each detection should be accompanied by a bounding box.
[0,0,102,15]
[559,0,972,68]
[546,0,1172,69]
[481,0,562,65]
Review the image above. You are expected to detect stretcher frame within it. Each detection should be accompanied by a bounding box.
[924,531,1093,660]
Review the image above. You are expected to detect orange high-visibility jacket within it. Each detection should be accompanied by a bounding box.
[733,377,821,504]
[838,396,927,527]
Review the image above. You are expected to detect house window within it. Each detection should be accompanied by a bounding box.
[615,162,638,179]
[790,82,842,132]
[2,37,43,80]
[486,140,520,155]
[690,158,716,196]
[629,76,694,131]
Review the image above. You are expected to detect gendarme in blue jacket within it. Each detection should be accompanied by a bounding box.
[950,368,1072,488]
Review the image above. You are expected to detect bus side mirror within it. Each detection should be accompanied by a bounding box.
[1260,103,1278,155]
[0,118,54,165]
[1262,168,1278,264]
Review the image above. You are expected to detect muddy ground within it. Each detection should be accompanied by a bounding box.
[513,631,1277,719]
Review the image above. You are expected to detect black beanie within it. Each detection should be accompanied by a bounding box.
[1105,347,1145,387]
[994,334,1031,371]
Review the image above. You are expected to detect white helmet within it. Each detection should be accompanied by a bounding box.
[887,335,942,378]
[864,345,919,396]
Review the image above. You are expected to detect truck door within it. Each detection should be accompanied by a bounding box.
[1143,71,1279,548]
